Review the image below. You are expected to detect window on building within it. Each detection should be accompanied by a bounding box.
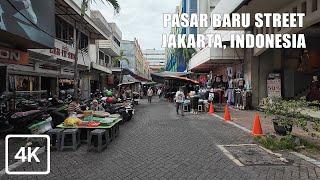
[113,36,121,46]
[55,16,74,45]
[79,33,89,51]
[104,54,109,65]
[55,17,62,39]
[99,51,104,65]
[312,0,318,12]
[302,1,307,14]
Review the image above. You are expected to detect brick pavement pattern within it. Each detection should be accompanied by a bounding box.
[2,99,320,180]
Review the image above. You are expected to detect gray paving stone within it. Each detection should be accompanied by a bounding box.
[1,99,320,180]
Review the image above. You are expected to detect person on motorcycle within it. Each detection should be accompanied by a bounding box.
[68,98,83,115]
[90,99,104,111]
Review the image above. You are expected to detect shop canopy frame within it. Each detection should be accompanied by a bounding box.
[111,68,150,82]
[151,72,199,84]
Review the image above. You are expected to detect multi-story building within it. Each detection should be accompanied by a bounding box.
[143,49,166,73]
[90,10,122,91]
[166,0,211,72]
[120,39,150,80]
[0,0,115,99]
[188,0,320,107]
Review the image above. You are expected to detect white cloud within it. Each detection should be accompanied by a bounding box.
[91,0,179,50]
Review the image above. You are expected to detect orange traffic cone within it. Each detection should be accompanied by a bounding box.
[252,113,263,136]
[208,102,215,114]
[224,105,231,121]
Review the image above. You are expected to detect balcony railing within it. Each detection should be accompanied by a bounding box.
[98,39,120,57]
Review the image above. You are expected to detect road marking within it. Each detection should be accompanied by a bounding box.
[217,144,289,166]
[291,152,320,167]
[212,113,251,133]
[216,145,244,167]
[211,113,320,168]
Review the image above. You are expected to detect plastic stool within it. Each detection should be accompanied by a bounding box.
[88,129,108,152]
[47,128,64,150]
[198,105,203,112]
[61,129,80,151]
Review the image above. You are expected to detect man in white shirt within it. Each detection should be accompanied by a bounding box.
[147,87,153,103]
[175,87,185,116]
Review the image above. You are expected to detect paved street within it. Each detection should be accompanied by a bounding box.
[2,99,320,180]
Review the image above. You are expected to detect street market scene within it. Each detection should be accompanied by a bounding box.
[1,0,320,179]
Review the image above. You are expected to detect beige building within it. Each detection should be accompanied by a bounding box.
[121,39,150,80]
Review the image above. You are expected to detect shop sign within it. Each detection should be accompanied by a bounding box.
[31,40,75,62]
[49,41,76,62]
[267,73,281,99]
[0,47,28,65]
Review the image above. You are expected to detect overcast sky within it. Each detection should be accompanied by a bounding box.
[91,0,179,50]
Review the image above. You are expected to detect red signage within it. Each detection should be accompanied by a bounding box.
[49,46,75,60]
[0,46,29,65]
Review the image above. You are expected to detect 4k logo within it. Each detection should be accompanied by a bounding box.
[14,147,41,163]
[5,135,50,175]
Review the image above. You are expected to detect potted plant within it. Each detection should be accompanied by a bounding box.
[264,98,317,136]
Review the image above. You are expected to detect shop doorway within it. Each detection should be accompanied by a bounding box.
[41,77,57,97]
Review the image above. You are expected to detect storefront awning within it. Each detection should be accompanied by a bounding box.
[111,68,150,82]
[91,63,112,74]
[164,75,199,84]
[151,71,191,78]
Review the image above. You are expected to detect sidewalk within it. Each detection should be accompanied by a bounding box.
[214,105,320,159]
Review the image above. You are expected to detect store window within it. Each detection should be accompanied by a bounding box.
[9,75,39,92]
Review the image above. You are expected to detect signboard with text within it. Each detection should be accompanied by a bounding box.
[267,73,282,99]
[31,40,76,62]
[0,46,29,65]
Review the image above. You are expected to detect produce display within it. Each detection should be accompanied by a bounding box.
[87,121,101,127]
[64,117,82,126]
[93,111,110,118]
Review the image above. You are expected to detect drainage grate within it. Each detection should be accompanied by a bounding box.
[217,144,290,166]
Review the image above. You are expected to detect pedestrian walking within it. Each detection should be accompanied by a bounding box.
[175,87,185,116]
[157,88,162,99]
[147,87,153,103]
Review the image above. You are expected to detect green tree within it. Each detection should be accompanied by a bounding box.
[73,0,120,98]
[112,50,129,67]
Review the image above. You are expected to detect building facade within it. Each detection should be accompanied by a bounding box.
[166,0,213,72]
[188,0,320,107]
[143,49,166,73]
[0,0,120,100]
[120,39,150,80]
